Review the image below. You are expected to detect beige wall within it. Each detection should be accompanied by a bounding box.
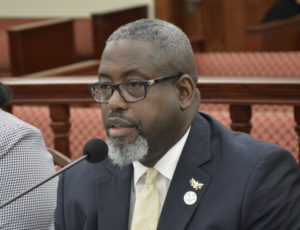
[0,0,154,18]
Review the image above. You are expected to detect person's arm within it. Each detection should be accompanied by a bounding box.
[241,147,300,229]
[0,121,57,229]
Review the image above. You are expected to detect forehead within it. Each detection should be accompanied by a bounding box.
[99,39,159,80]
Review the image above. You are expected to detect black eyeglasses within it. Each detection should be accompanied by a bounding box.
[88,73,182,103]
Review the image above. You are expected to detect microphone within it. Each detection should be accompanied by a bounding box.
[83,138,108,163]
[0,138,108,209]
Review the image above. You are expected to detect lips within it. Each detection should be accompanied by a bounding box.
[105,118,137,138]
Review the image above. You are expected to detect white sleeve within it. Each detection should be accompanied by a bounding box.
[0,117,58,230]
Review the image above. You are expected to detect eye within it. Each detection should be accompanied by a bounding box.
[125,81,145,88]
[98,83,111,90]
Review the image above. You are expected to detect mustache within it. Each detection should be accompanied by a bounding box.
[104,112,143,133]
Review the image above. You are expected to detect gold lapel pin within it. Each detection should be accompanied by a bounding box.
[190,178,204,190]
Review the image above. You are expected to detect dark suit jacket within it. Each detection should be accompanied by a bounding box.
[55,113,300,230]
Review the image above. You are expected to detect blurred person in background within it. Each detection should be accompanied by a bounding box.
[0,82,58,229]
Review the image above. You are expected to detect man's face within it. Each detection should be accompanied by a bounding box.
[99,39,182,166]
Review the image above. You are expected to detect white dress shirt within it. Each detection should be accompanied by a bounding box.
[129,127,191,228]
[0,109,58,229]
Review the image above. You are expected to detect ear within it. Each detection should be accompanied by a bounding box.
[176,74,195,110]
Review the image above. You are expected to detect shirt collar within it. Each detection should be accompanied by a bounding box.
[133,127,191,185]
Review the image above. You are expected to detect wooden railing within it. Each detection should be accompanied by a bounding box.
[2,76,300,165]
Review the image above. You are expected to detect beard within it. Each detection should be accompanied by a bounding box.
[107,135,148,168]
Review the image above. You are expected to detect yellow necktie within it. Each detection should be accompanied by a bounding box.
[131,168,159,230]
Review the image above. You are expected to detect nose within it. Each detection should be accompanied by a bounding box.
[107,88,128,111]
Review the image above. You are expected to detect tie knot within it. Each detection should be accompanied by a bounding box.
[145,168,159,185]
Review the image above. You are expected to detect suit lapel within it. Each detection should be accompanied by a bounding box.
[96,162,133,230]
[158,114,213,230]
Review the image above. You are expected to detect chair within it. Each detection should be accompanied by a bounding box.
[246,15,300,51]
[47,147,71,168]
[8,18,76,76]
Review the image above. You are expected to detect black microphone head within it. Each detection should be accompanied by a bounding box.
[83,138,108,163]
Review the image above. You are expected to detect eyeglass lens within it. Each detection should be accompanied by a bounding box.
[91,81,147,103]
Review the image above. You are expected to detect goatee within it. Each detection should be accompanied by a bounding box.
[107,135,148,168]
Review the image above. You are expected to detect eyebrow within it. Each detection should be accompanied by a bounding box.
[98,73,111,80]
[98,69,149,81]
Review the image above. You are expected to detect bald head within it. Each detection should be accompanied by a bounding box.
[106,19,198,83]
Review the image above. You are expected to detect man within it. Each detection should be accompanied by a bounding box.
[55,19,300,229]
[0,83,58,229]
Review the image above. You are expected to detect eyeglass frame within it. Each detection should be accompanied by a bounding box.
[88,73,183,104]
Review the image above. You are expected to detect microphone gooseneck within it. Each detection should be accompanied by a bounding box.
[0,138,108,209]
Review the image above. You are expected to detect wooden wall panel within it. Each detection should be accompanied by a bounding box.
[201,0,226,51]
[92,5,148,59]
[155,0,281,51]
[222,0,246,51]
[154,0,176,22]
[155,0,204,51]
[180,1,204,43]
